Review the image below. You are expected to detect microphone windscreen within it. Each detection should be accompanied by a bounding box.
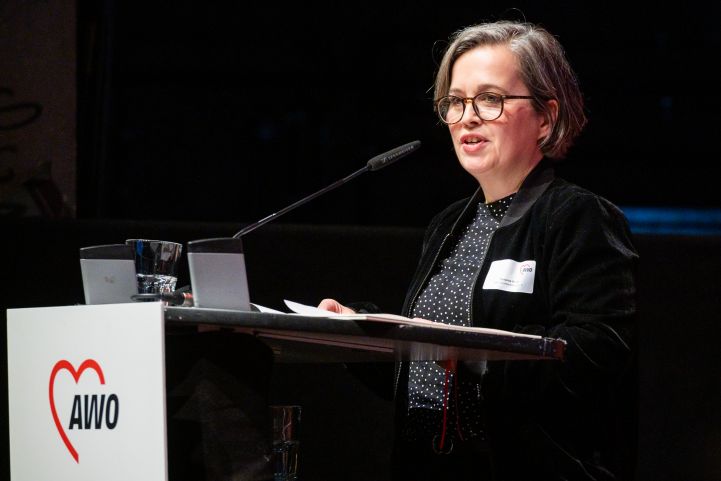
[366,140,421,171]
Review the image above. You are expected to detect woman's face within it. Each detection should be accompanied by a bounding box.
[447,45,551,184]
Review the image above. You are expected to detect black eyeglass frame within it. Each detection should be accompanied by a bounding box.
[435,92,535,124]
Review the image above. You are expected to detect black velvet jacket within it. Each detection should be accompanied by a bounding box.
[394,160,639,481]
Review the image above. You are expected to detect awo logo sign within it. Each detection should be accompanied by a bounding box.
[7,303,167,480]
[49,359,120,463]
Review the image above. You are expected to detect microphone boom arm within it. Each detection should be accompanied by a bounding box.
[231,140,421,239]
[232,165,369,238]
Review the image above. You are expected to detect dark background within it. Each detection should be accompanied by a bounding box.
[3,1,721,480]
[77,1,721,228]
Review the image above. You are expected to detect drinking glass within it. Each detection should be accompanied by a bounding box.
[270,405,301,481]
[125,239,182,295]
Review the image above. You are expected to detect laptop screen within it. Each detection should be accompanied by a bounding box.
[79,244,138,305]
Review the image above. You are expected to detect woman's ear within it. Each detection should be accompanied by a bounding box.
[539,99,559,141]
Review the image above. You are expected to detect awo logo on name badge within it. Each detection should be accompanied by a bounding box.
[49,359,120,463]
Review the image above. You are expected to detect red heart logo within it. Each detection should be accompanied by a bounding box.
[49,359,106,463]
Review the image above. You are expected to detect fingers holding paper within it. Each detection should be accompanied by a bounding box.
[317,298,356,315]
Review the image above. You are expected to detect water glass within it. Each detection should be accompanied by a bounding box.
[125,239,182,295]
[270,405,301,481]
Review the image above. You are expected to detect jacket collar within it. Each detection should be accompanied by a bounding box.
[463,158,556,228]
[501,158,555,227]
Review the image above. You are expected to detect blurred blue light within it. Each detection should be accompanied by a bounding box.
[621,206,721,236]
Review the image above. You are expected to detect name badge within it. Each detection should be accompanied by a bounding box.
[482,259,536,294]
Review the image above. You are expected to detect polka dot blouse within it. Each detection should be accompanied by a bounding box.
[404,194,514,441]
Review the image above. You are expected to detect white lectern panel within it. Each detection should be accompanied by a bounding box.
[7,302,167,481]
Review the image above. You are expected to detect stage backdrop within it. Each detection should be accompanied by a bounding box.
[74,1,721,226]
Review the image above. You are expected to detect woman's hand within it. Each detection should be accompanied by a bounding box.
[317,298,356,315]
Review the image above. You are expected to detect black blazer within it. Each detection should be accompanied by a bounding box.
[395,160,638,481]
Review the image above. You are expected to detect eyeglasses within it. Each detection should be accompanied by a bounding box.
[435,92,535,124]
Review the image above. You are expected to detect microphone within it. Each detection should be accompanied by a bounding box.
[366,140,422,171]
[232,140,421,238]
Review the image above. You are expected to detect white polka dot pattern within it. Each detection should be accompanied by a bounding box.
[404,194,514,441]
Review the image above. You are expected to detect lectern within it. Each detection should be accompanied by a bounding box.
[7,303,565,480]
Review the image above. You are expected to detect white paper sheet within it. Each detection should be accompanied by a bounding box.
[283,299,337,316]
[250,303,285,314]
